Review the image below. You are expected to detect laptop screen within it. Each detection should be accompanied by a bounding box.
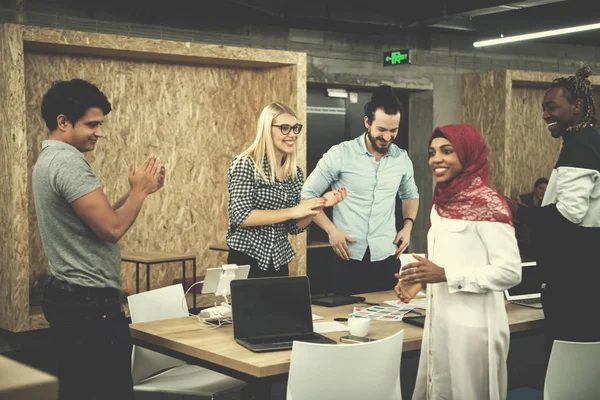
[507,264,542,298]
[230,276,314,339]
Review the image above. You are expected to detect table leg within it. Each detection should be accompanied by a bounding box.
[182,260,186,297]
[136,263,140,293]
[146,263,150,292]
[192,257,197,309]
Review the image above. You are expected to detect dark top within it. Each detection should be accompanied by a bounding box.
[517,125,600,289]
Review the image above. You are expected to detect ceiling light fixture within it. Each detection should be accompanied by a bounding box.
[473,22,600,47]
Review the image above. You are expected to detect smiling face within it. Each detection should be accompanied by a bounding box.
[542,87,584,138]
[57,107,105,152]
[364,108,400,155]
[271,113,299,156]
[428,137,463,183]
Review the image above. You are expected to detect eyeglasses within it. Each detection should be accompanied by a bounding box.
[272,124,303,136]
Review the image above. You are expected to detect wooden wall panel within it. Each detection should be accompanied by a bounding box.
[511,70,600,87]
[506,87,561,199]
[21,26,300,68]
[463,69,600,202]
[0,25,29,332]
[293,56,308,276]
[24,52,306,298]
[462,71,510,194]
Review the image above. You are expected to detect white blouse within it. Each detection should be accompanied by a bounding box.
[412,207,522,400]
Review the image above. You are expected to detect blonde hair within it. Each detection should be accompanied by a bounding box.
[237,102,299,184]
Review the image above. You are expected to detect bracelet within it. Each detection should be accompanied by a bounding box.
[403,217,415,225]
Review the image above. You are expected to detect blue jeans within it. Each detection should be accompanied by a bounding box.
[43,277,133,400]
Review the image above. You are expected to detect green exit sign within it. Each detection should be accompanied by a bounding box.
[383,49,411,66]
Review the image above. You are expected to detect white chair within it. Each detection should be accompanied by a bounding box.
[286,329,404,400]
[128,284,246,399]
[544,340,600,400]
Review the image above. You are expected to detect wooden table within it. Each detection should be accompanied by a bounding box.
[208,241,332,252]
[129,290,544,382]
[0,355,58,400]
[121,251,198,307]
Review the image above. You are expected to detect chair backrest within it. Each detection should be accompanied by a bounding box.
[287,329,404,400]
[544,340,600,400]
[128,284,189,384]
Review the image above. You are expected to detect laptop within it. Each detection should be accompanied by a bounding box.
[230,276,337,352]
[504,262,543,309]
[311,294,365,307]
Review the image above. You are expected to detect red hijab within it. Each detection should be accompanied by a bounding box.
[429,124,513,226]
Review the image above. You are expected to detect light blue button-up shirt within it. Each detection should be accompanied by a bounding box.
[301,133,419,262]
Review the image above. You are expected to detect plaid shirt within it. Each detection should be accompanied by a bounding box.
[226,157,306,271]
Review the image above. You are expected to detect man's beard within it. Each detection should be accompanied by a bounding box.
[367,129,392,154]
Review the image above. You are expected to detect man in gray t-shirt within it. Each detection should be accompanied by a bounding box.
[33,140,122,289]
[33,79,164,400]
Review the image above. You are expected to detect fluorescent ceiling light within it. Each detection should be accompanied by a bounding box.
[473,22,600,47]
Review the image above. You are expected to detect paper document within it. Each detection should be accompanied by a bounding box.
[313,321,349,334]
[349,306,408,321]
[384,299,428,310]
[312,314,323,320]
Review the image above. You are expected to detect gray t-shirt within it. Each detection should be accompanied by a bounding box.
[32,140,121,289]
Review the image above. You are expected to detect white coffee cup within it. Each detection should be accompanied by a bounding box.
[347,316,370,337]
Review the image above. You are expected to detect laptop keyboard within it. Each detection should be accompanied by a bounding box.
[246,334,316,345]
[515,298,541,304]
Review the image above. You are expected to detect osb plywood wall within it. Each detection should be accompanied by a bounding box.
[507,88,600,199]
[25,52,305,298]
[0,25,30,332]
[506,87,561,199]
[463,70,600,199]
[462,71,510,193]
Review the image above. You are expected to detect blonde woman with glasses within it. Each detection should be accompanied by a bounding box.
[227,102,346,277]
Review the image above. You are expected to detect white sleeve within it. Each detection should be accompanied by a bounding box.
[445,221,522,294]
[554,166,598,224]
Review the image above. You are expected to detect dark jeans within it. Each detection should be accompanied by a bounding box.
[332,247,400,295]
[541,283,600,367]
[42,277,133,400]
[227,248,289,278]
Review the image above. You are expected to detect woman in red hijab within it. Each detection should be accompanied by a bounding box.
[397,124,521,400]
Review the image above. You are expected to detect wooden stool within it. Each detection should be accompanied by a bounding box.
[121,251,198,308]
